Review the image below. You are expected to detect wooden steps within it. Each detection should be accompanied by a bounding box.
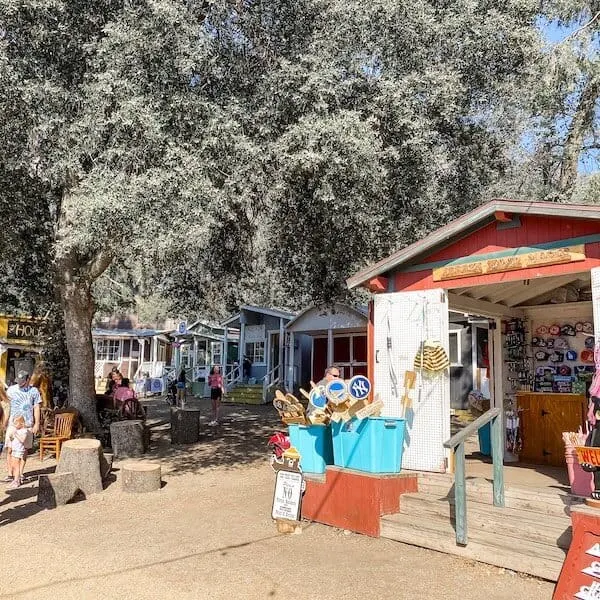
[223,384,265,405]
[380,471,581,581]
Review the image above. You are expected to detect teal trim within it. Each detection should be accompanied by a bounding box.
[399,233,600,273]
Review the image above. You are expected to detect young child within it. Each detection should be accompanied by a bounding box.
[8,415,30,488]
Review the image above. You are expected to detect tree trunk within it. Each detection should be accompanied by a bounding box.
[60,278,100,432]
[558,75,600,197]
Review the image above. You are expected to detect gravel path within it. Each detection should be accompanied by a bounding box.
[0,397,555,599]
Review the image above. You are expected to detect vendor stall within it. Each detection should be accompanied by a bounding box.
[347,200,600,473]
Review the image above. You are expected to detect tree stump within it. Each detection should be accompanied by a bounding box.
[37,472,79,508]
[121,462,162,493]
[170,407,200,444]
[110,420,145,458]
[56,438,104,496]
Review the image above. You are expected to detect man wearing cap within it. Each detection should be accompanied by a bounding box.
[2,370,41,486]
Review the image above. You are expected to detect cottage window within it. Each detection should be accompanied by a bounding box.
[211,342,222,365]
[196,341,208,365]
[245,341,265,364]
[95,339,121,362]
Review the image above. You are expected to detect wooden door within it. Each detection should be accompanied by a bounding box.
[518,394,545,465]
[543,395,586,467]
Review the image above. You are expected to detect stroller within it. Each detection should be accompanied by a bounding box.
[113,386,146,421]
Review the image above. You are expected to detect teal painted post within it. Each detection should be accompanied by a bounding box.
[454,443,467,545]
[491,414,505,507]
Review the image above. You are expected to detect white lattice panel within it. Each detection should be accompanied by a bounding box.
[593,268,600,344]
[373,290,450,472]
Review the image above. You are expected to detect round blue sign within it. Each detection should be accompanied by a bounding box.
[309,387,327,409]
[325,379,348,405]
[150,378,164,393]
[348,375,371,400]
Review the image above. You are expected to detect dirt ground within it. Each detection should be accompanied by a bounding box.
[0,397,555,600]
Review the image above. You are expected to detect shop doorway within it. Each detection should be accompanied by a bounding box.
[268,331,280,376]
[7,349,36,385]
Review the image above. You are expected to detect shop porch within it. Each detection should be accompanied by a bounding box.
[335,199,600,584]
[302,431,575,582]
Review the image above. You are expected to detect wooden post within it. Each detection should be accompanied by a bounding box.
[239,317,246,368]
[223,326,228,375]
[288,332,295,392]
[279,317,285,383]
[491,414,505,507]
[327,327,334,367]
[454,442,467,545]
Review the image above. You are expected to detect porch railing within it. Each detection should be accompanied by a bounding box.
[225,363,242,390]
[262,364,281,402]
[442,407,504,546]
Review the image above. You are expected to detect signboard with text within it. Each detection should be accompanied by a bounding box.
[433,245,586,282]
[6,320,44,342]
[554,510,600,599]
[271,470,303,522]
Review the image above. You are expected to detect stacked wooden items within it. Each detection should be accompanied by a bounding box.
[272,375,381,426]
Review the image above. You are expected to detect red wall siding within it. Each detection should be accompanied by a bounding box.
[302,467,418,537]
[426,215,600,263]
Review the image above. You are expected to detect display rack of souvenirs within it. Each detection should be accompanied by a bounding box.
[503,318,533,391]
[505,403,522,454]
[532,321,595,393]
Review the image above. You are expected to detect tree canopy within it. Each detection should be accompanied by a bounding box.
[0,0,597,424]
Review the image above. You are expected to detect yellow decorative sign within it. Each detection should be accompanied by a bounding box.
[432,245,586,282]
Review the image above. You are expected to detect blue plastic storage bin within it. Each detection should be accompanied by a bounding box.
[331,417,405,473]
[478,422,491,456]
[287,424,334,474]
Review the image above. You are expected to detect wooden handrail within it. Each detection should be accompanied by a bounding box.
[442,406,504,546]
[443,407,501,449]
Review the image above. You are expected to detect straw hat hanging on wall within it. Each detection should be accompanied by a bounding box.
[414,340,450,374]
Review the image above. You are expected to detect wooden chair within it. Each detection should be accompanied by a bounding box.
[39,412,76,461]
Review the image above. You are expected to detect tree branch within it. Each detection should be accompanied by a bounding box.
[557,11,600,46]
[87,248,114,282]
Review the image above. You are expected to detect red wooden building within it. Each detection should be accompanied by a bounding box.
[348,199,600,471]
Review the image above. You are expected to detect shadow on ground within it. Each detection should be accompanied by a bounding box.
[143,396,282,476]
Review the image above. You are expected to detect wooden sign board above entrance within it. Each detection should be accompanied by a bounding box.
[432,245,586,282]
[6,320,44,342]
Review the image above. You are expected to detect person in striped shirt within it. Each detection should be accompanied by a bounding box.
[3,370,41,486]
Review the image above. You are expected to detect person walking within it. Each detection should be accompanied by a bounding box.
[207,365,225,426]
[176,367,187,406]
[3,370,41,486]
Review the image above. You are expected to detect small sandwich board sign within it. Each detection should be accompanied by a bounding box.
[271,447,304,533]
[271,470,303,522]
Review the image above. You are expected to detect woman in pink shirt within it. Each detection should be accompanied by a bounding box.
[207,366,225,426]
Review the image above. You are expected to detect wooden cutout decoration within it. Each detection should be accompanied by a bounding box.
[354,400,384,420]
[330,411,342,423]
